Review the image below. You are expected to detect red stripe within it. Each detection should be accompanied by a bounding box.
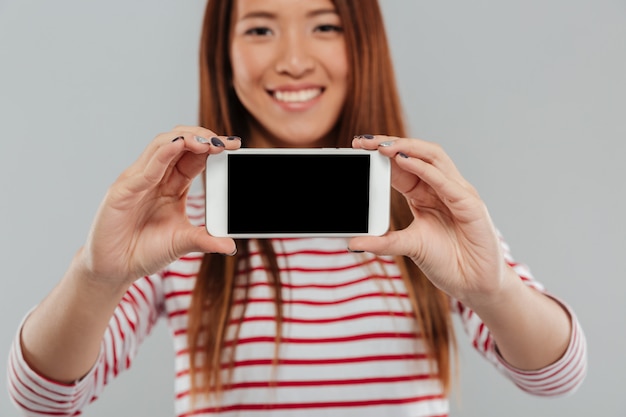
[107,324,120,378]
[225,331,418,346]
[235,273,403,290]
[232,311,413,325]
[165,290,192,300]
[141,276,158,308]
[165,275,406,299]
[237,257,389,275]
[9,366,67,407]
[179,394,444,416]
[117,303,136,333]
[164,270,197,280]
[126,284,142,305]
[118,307,133,370]
[168,292,410,319]
[176,353,428,377]
[514,362,586,396]
[172,311,413,337]
[130,281,149,306]
[529,364,587,395]
[6,397,73,416]
[247,247,385,257]
[12,358,70,399]
[234,292,409,306]
[179,254,204,261]
[481,327,491,353]
[175,373,434,399]
[176,332,419,356]
[187,201,204,208]
[503,324,582,382]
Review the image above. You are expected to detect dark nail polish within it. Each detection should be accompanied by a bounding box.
[171,136,184,142]
[211,137,225,147]
[347,247,365,253]
[397,152,409,158]
[227,136,241,141]
[362,134,375,139]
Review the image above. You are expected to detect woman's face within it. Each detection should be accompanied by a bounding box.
[230,0,348,148]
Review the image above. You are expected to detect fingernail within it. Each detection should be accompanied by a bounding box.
[347,247,365,253]
[211,137,225,147]
[171,136,184,142]
[358,134,375,139]
[225,247,237,256]
[397,152,409,158]
[379,141,394,147]
[227,136,241,141]
[195,136,210,144]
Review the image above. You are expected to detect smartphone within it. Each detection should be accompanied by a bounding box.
[204,148,391,238]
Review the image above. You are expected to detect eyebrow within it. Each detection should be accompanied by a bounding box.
[238,8,338,21]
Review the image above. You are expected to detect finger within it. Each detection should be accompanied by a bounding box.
[175,225,237,257]
[132,127,215,167]
[167,134,242,192]
[173,135,242,181]
[119,135,189,195]
[353,135,464,182]
[392,152,482,223]
[133,126,237,170]
[351,134,390,150]
[376,138,471,188]
[125,131,241,197]
[352,135,470,193]
[173,125,243,152]
[348,229,414,257]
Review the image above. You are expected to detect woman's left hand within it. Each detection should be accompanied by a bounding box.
[351,135,508,307]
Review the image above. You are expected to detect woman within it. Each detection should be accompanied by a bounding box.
[8,0,586,416]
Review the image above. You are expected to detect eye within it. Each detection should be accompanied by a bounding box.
[315,24,343,33]
[244,27,273,36]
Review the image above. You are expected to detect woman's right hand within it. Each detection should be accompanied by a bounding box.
[79,125,240,289]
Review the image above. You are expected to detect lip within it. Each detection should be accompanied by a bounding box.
[266,84,325,111]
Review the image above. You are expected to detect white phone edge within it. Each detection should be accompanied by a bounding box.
[204,148,391,238]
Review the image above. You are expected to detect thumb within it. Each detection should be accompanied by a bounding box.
[176,226,237,256]
[348,230,413,257]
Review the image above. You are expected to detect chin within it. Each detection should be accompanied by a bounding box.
[248,115,338,148]
[270,128,333,148]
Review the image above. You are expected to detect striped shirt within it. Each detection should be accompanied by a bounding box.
[7,192,587,417]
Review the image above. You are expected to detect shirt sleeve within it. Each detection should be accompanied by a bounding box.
[7,274,165,416]
[451,234,588,397]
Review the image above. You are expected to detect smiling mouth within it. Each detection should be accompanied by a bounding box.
[271,88,323,103]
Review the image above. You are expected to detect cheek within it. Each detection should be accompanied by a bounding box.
[327,44,349,84]
[230,44,258,90]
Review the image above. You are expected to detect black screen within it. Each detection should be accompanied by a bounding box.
[227,154,370,234]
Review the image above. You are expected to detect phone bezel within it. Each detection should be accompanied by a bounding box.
[204,148,390,238]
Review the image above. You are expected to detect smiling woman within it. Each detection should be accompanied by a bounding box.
[7,0,587,416]
[229,0,349,148]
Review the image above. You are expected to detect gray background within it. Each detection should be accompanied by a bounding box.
[1,0,624,416]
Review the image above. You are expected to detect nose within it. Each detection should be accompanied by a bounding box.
[274,31,315,77]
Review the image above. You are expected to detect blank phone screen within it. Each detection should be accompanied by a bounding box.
[227,154,370,234]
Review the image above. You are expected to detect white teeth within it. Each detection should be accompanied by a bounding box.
[273,88,322,103]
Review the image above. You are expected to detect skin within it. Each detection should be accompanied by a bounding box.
[20,0,571,385]
[21,127,241,382]
[351,136,571,370]
[230,0,348,148]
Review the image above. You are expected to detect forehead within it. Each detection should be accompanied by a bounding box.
[232,0,338,18]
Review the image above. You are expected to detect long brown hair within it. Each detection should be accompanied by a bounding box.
[188,0,455,404]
